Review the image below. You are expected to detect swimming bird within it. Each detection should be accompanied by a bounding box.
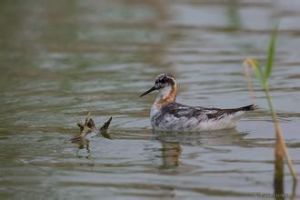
[140,73,255,131]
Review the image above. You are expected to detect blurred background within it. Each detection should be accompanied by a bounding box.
[0,0,299,199]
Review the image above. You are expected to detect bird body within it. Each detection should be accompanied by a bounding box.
[150,102,254,131]
[141,74,255,132]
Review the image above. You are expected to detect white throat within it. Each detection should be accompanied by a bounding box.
[154,85,173,104]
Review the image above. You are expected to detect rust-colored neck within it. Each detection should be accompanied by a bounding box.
[154,83,178,108]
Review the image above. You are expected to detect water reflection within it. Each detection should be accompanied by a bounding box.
[155,128,248,147]
[153,128,248,171]
[227,0,241,30]
[73,137,91,158]
[160,141,181,169]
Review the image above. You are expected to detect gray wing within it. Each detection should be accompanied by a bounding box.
[162,102,255,119]
[161,102,228,120]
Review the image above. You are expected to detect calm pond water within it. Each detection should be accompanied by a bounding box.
[0,0,300,199]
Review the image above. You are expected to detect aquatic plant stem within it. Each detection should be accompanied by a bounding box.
[264,86,297,181]
[243,58,297,181]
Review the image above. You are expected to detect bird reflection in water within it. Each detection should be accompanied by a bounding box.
[155,128,249,170]
[160,141,181,169]
[72,137,91,158]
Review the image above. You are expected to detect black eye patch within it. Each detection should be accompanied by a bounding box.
[160,78,166,83]
[155,74,174,85]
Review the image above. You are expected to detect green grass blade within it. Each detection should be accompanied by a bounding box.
[265,24,279,79]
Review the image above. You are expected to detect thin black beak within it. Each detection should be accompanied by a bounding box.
[140,86,157,97]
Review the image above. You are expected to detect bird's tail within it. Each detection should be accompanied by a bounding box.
[228,104,256,121]
[236,104,257,111]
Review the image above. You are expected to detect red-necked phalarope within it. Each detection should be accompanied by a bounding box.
[140,73,255,131]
